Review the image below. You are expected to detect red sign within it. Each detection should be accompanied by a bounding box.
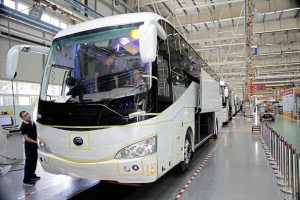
[255,84,266,90]
[282,89,293,96]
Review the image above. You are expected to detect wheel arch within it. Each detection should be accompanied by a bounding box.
[186,126,194,151]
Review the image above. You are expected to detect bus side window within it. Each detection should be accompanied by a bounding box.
[157,55,170,97]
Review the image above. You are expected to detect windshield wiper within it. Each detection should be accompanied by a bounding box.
[96,103,128,122]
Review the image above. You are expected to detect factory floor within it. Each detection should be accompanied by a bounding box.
[0,114,285,200]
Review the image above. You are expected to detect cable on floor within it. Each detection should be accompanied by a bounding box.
[0,154,25,160]
[0,163,24,165]
[9,168,24,172]
[0,154,25,165]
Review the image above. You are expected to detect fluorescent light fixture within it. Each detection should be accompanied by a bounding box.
[203,42,244,48]
[175,0,244,12]
[285,50,300,54]
[256,50,300,56]
[255,28,300,34]
[256,62,300,68]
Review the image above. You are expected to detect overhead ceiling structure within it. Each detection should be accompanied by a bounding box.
[133,0,300,98]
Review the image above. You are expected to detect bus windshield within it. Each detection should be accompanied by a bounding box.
[40,23,152,103]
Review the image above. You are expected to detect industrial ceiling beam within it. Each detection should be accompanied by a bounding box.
[44,0,88,22]
[174,0,244,12]
[174,7,300,27]
[255,74,300,80]
[187,18,300,42]
[189,35,246,43]
[139,0,168,6]
[195,42,245,49]
[256,79,300,84]
[208,60,246,66]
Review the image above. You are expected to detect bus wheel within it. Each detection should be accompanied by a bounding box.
[177,134,192,173]
[213,120,218,139]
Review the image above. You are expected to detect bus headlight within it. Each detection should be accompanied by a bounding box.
[38,139,50,153]
[115,136,157,159]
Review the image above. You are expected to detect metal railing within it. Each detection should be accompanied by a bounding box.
[261,123,300,199]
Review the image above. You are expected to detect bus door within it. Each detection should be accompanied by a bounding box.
[156,54,174,175]
[156,55,172,112]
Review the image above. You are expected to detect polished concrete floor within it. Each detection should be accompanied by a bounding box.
[264,114,300,151]
[0,162,98,200]
[179,115,283,200]
[0,114,285,200]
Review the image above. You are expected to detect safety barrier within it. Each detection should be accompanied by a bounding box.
[261,123,299,199]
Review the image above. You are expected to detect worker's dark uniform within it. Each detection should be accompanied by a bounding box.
[20,121,38,183]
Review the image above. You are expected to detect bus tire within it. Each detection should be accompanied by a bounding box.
[176,134,192,173]
[213,120,218,139]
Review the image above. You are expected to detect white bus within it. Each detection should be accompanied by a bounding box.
[7,13,222,183]
[233,94,241,116]
[220,80,233,125]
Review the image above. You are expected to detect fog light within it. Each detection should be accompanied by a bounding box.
[132,165,139,171]
[124,166,130,172]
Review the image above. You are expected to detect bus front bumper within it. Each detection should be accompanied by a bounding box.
[38,151,158,183]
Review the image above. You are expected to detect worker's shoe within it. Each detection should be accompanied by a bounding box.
[23,181,35,186]
[32,176,41,182]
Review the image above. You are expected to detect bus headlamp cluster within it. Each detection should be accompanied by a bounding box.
[115,136,156,159]
[38,139,50,153]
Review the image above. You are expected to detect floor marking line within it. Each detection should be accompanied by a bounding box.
[173,141,221,200]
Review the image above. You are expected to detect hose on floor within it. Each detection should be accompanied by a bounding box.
[9,168,24,172]
[0,154,24,165]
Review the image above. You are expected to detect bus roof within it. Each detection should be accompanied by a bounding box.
[54,12,163,39]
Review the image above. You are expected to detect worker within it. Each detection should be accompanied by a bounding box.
[19,111,40,186]
[94,52,119,92]
[133,68,144,86]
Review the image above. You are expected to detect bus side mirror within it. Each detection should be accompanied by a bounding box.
[6,45,50,80]
[6,47,20,80]
[139,23,157,63]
